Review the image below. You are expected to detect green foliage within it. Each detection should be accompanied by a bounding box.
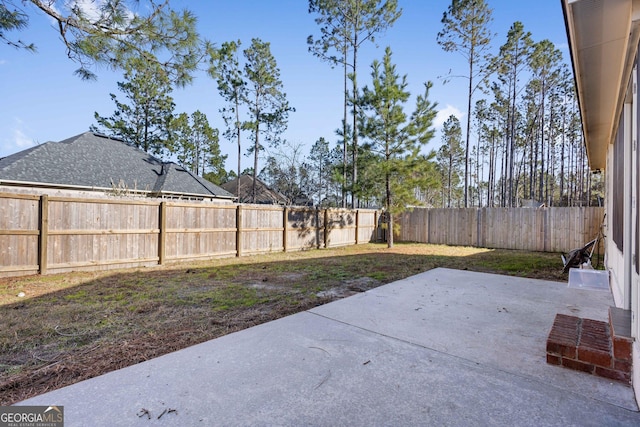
[92,59,175,156]
[492,21,533,207]
[208,39,294,202]
[203,170,231,186]
[308,137,343,206]
[437,0,494,56]
[527,39,562,201]
[437,0,494,207]
[308,0,402,208]
[528,39,562,79]
[209,40,245,184]
[497,21,533,80]
[0,1,34,50]
[437,115,464,207]
[307,0,402,68]
[359,47,438,246]
[242,38,293,203]
[411,152,442,207]
[4,0,204,84]
[171,110,227,180]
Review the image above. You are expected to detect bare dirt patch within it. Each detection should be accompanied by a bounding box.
[0,243,566,404]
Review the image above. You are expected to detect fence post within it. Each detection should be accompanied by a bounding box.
[316,207,321,249]
[236,205,243,257]
[373,210,378,242]
[324,209,330,248]
[38,195,48,275]
[543,208,549,252]
[283,207,289,252]
[158,201,166,265]
[355,209,360,244]
[476,208,482,248]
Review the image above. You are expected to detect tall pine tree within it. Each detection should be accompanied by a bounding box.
[437,0,494,207]
[242,38,293,203]
[93,58,175,156]
[437,115,464,208]
[308,0,401,208]
[2,0,203,84]
[210,40,245,197]
[360,47,438,247]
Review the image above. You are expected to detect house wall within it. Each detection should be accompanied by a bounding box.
[0,184,233,204]
[633,63,640,404]
[0,185,131,201]
[606,59,640,403]
[607,149,625,305]
[606,108,627,308]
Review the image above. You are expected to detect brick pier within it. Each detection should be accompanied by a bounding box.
[546,308,633,384]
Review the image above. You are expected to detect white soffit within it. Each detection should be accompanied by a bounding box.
[564,0,638,170]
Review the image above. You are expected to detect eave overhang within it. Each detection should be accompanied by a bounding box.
[562,0,640,170]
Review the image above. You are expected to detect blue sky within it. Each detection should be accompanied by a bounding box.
[0,0,569,173]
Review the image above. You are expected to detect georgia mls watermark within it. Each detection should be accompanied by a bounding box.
[0,406,64,427]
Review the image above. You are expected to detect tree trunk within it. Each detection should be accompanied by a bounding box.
[464,51,474,208]
[342,41,348,209]
[508,81,515,208]
[447,151,453,208]
[386,172,393,248]
[529,115,536,200]
[538,83,546,202]
[252,105,260,204]
[487,132,495,207]
[501,131,507,207]
[476,131,481,207]
[560,119,565,205]
[351,32,359,209]
[579,134,586,204]
[546,104,553,205]
[236,93,241,201]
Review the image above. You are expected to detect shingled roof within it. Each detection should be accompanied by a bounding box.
[0,132,234,200]
[220,175,288,205]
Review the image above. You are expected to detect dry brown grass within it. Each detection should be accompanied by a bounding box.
[0,243,565,404]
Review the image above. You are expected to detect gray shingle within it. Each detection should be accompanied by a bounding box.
[0,132,234,200]
[220,175,287,204]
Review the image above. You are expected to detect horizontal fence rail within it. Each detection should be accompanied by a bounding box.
[0,191,604,278]
[396,207,605,253]
[0,192,380,277]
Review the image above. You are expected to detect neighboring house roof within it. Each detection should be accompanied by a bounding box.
[221,175,288,205]
[0,132,235,200]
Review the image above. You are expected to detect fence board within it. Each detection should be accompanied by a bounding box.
[397,207,604,253]
[241,205,284,254]
[326,209,357,247]
[287,208,321,250]
[0,194,39,276]
[164,203,237,261]
[356,210,377,244]
[9,189,604,278]
[43,199,159,272]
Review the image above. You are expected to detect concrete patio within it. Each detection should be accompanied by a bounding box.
[20,268,640,426]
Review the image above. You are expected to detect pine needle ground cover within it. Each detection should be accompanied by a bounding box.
[0,243,562,404]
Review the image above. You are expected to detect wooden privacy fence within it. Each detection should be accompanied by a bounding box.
[396,207,605,253]
[0,192,380,277]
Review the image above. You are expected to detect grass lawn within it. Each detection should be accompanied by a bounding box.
[0,242,566,404]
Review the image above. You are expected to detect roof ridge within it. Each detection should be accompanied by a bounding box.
[176,166,217,195]
[0,132,233,200]
[0,142,50,172]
